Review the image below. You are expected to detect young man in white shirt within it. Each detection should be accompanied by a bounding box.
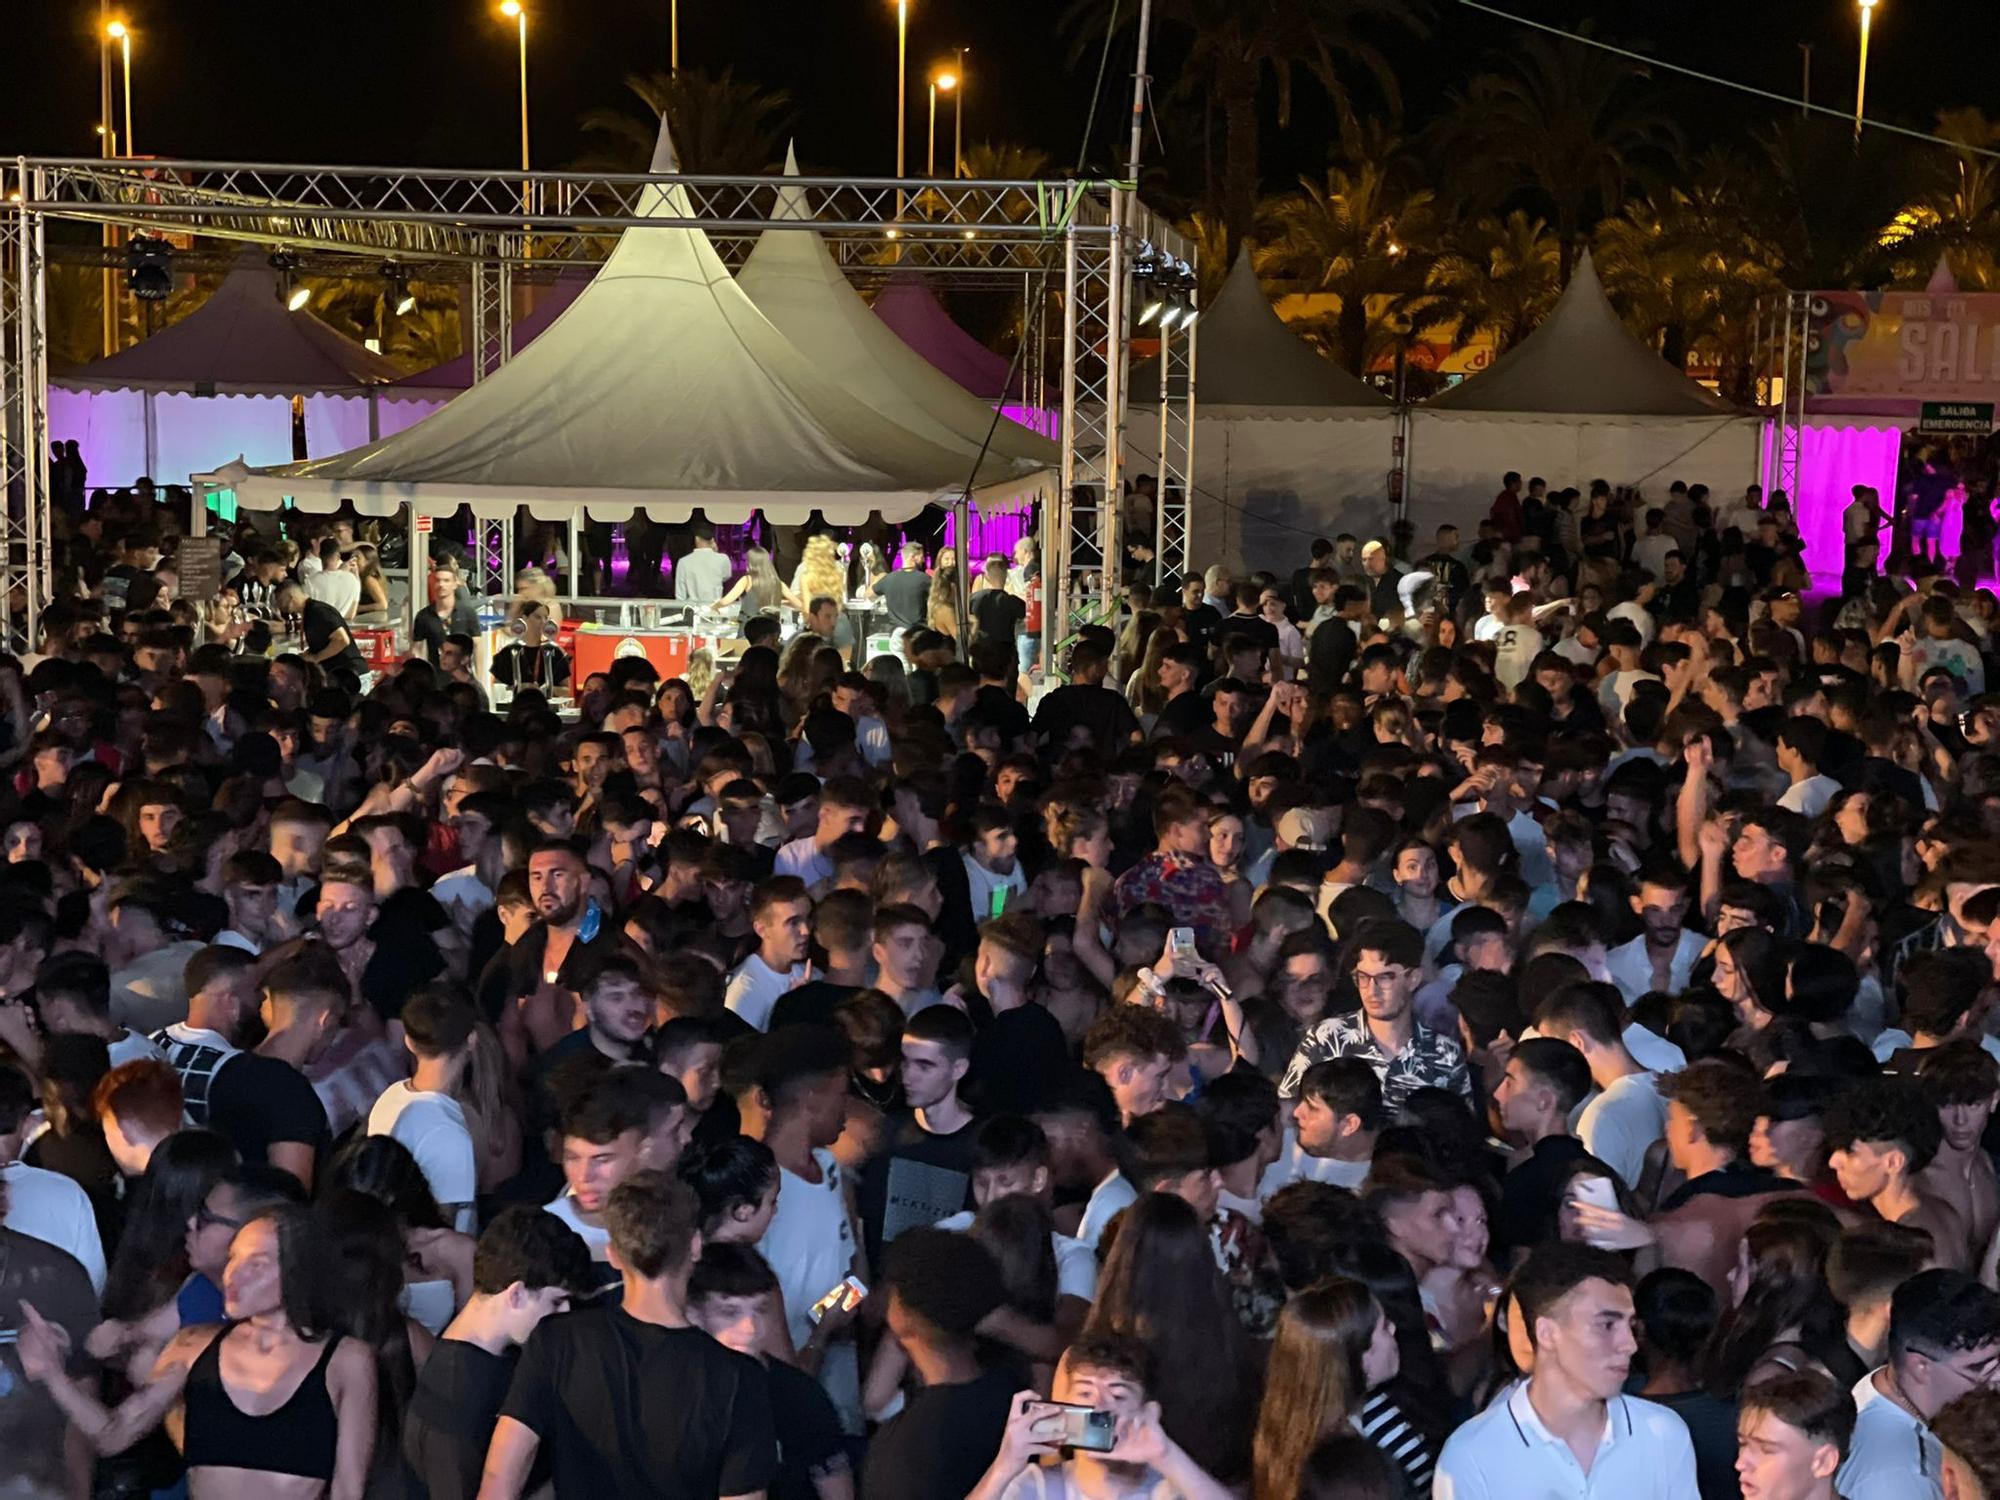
[35,951,163,1069]
[737,1023,864,1431]
[543,1079,649,1284]
[1735,1370,1855,1500]
[368,989,479,1232]
[1606,865,1707,1004]
[1435,1242,1699,1500]
[871,903,945,1018]
[1536,982,1665,1191]
[724,876,813,1031]
[1838,1269,2000,1500]
[1776,718,1844,820]
[1267,1057,1380,1194]
[773,777,873,887]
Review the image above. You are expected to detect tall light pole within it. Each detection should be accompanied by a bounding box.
[500,1,531,214]
[98,0,115,355]
[107,21,133,156]
[894,0,909,216]
[928,69,956,179]
[951,46,966,176]
[670,0,679,74]
[1854,0,1878,141]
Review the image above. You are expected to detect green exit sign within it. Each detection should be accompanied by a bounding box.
[1919,401,1995,434]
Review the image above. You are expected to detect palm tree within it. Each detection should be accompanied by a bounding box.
[578,67,796,175]
[1593,149,1785,376]
[1259,157,1438,375]
[1422,210,1561,353]
[1756,114,1913,288]
[1060,0,1427,249]
[1433,31,1679,279]
[1877,109,2000,289]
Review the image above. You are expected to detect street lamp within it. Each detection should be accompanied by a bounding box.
[894,0,909,215]
[1854,0,1878,141]
[951,47,966,177]
[500,1,531,214]
[106,21,133,157]
[928,70,956,179]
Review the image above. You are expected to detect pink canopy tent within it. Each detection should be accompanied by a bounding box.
[872,273,1019,401]
[51,251,403,486]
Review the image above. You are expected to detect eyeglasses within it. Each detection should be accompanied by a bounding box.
[1353,968,1411,991]
[195,1203,244,1232]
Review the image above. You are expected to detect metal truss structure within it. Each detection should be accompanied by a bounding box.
[2,154,1193,653]
[1756,290,1813,504]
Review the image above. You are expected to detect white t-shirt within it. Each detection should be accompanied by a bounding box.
[1577,1072,1666,1189]
[543,1192,610,1259]
[107,1028,166,1067]
[369,1083,478,1231]
[306,567,361,617]
[1493,623,1544,690]
[759,1148,861,1432]
[725,952,809,1032]
[4,1162,106,1294]
[674,547,735,604]
[1258,1126,1371,1200]
[1077,1170,1137,1249]
[961,852,1028,923]
[431,865,495,921]
[1778,774,1843,819]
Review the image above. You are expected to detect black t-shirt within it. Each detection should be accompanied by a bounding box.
[860,1366,1016,1500]
[1033,684,1140,753]
[856,1109,981,1271]
[500,1305,775,1499]
[303,598,367,678]
[1181,603,1222,655]
[361,903,448,1024]
[1154,689,1212,741]
[405,1339,524,1500]
[1492,1134,1591,1259]
[765,1359,849,1500]
[207,1053,330,1172]
[492,642,571,694]
[412,598,484,662]
[970,587,1026,644]
[1219,614,1279,656]
[877,570,932,630]
[768,980,861,1032]
[966,1002,1072,1118]
[970,685,1032,748]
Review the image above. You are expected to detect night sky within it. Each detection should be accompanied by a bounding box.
[0,1,1995,194]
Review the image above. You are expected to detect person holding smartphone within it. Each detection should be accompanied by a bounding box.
[966,1333,1233,1500]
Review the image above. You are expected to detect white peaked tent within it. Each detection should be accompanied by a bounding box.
[1127,250,1395,576]
[735,146,1057,477]
[1407,250,1759,540]
[52,251,404,488]
[208,123,1053,525]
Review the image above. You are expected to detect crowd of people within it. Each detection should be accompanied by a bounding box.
[7,467,2000,1500]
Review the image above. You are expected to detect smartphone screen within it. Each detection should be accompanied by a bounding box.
[1054,1404,1118,1452]
[1569,1175,1620,1214]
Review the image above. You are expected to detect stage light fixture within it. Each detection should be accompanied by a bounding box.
[126,236,173,300]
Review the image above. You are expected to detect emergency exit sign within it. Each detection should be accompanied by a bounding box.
[1918,401,1995,434]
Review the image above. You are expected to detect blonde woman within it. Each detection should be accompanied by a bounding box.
[790,534,849,613]
[349,543,389,623]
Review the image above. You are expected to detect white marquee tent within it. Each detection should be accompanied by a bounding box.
[734,148,1057,475]
[1407,250,1759,539]
[52,251,406,489]
[207,124,1053,526]
[1128,250,1394,576]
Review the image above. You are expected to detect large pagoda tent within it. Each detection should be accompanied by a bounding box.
[205,122,1053,527]
[1407,250,1758,542]
[51,250,404,490]
[1126,249,1395,575]
[872,272,1017,401]
[735,147,1058,555]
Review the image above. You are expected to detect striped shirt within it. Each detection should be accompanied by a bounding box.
[1358,1389,1434,1496]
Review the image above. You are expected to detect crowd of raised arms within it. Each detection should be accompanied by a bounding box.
[9,469,2000,1500]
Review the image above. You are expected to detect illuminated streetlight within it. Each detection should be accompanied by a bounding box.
[500,1,531,214]
[951,46,967,177]
[288,286,311,312]
[1854,0,1878,141]
[928,69,956,179]
[106,20,133,157]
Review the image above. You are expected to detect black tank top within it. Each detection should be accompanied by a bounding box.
[181,1324,341,1481]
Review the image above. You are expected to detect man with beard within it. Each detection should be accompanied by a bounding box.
[480,839,628,1062]
[1435,1244,1699,1500]
[1606,864,1707,1003]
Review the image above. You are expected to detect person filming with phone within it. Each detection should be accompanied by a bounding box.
[966,1333,1232,1500]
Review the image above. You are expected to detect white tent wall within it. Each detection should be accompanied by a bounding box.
[48,387,443,491]
[1127,409,1397,576]
[1403,413,1763,542]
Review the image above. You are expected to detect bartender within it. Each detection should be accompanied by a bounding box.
[492,599,571,696]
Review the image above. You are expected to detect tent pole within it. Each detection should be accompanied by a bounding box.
[405,503,423,659]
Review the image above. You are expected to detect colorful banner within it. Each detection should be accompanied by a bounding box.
[1808,290,2000,406]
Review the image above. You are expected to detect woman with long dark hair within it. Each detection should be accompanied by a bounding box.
[325,1135,475,1336]
[92,1130,241,1375]
[1701,1209,1860,1392]
[315,1188,434,1493]
[1082,1193,1259,1483]
[21,1202,377,1497]
[1253,1278,1427,1500]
